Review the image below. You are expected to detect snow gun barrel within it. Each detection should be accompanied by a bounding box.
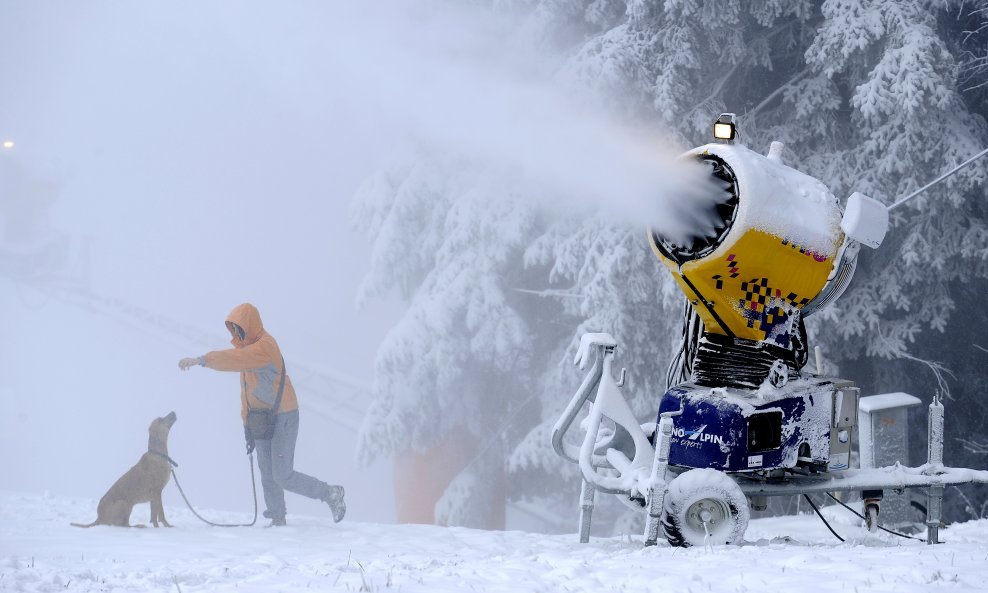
[650,114,986,363]
[649,138,846,349]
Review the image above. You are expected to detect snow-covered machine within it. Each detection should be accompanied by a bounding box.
[552,114,988,547]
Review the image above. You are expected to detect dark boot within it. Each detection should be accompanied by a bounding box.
[263,510,286,527]
[322,485,346,523]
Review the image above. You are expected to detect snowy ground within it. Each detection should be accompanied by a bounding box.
[3,490,988,592]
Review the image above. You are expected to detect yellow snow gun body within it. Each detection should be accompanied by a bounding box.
[649,141,850,387]
[650,142,843,344]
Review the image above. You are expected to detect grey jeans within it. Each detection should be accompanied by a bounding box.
[255,410,329,520]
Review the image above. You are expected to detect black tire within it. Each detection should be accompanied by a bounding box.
[662,468,750,547]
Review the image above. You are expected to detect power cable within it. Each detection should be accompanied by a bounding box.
[802,493,844,542]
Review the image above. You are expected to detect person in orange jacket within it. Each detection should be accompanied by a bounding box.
[179,303,345,526]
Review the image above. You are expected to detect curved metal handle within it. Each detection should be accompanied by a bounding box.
[551,345,605,465]
[581,348,656,495]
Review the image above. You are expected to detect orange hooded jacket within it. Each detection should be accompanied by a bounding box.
[203,303,299,424]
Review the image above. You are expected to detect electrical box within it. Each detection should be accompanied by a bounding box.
[858,392,923,526]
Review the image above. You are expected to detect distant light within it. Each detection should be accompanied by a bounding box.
[2,140,13,149]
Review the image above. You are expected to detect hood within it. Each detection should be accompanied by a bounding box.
[226,303,265,348]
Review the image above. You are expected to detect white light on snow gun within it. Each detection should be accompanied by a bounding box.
[712,113,737,143]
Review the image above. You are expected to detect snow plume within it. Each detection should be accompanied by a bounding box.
[332,2,725,246]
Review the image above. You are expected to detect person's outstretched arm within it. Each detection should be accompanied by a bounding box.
[178,341,273,372]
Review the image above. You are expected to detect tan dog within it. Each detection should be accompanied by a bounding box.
[72,411,177,528]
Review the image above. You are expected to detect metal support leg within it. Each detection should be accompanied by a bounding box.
[926,394,945,544]
[578,479,595,543]
[926,485,944,545]
[643,485,664,546]
[643,417,674,546]
[750,495,767,512]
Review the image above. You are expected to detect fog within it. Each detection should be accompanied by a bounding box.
[0,1,407,522]
[1,1,705,524]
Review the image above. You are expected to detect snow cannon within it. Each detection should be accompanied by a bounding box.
[551,113,988,549]
[649,115,888,388]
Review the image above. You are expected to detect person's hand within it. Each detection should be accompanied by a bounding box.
[178,357,202,371]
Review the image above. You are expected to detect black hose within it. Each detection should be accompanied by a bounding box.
[803,494,844,542]
[667,300,704,390]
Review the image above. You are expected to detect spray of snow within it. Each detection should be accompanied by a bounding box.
[326,2,727,244]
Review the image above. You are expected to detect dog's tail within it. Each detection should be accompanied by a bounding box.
[70,520,98,528]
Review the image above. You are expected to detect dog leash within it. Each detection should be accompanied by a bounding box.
[169,452,259,527]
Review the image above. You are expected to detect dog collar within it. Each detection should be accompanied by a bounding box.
[149,450,179,468]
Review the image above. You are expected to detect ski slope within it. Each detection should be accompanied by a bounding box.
[3,490,988,593]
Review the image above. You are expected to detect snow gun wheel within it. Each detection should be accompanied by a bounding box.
[865,502,880,533]
[661,468,750,547]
